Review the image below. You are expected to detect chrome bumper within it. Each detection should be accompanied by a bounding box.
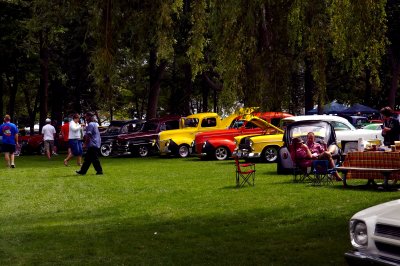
[345,250,400,266]
[233,149,261,158]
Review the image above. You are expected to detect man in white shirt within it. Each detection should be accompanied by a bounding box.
[42,118,56,159]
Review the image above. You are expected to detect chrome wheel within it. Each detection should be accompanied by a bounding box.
[138,145,149,157]
[178,145,190,158]
[215,146,229,160]
[262,146,278,163]
[100,144,111,157]
[39,144,45,155]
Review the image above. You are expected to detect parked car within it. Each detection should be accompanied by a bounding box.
[339,115,369,128]
[100,119,141,157]
[19,130,69,155]
[111,116,182,157]
[362,123,383,130]
[157,112,240,158]
[280,115,384,146]
[276,120,339,174]
[193,113,288,160]
[235,115,383,163]
[345,199,400,265]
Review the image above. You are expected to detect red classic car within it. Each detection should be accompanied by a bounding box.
[193,112,291,160]
[19,129,69,155]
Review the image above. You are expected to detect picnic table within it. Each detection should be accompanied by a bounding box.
[336,151,400,189]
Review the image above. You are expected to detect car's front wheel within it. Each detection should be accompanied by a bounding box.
[100,143,112,157]
[214,146,229,160]
[138,145,149,157]
[261,146,279,163]
[178,144,190,158]
[39,143,45,155]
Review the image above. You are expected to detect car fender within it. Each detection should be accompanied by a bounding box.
[207,138,237,153]
[278,146,294,169]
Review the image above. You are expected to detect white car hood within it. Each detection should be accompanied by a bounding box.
[336,128,383,142]
[352,199,400,222]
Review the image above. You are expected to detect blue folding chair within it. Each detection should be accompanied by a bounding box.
[312,160,336,185]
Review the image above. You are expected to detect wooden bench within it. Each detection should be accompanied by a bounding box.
[336,151,400,188]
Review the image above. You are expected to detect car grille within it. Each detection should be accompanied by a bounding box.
[374,224,400,258]
[375,224,400,240]
[238,138,251,150]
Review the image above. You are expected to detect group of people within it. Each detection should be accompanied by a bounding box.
[291,106,400,181]
[291,132,343,181]
[0,112,103,175]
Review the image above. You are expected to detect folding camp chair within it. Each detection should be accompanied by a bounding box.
[234,156,255,187]
[312,160,336,186]
[293,158,314,183]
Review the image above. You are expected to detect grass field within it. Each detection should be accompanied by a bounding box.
[0,155,399,265]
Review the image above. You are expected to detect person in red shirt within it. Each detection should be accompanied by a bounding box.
[61,117,71,166]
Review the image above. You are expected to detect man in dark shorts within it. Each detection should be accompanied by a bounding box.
[0,115,19,168]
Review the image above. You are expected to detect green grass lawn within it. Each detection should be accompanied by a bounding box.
[0,155,399,265]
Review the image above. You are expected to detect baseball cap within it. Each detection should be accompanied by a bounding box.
[45,118,51,123]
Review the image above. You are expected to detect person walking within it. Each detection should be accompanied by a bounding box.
[61,117,71,166]
[64,113,83,166]
[0,115,19,168]
[76,112,103,175]
[42,118,56,159]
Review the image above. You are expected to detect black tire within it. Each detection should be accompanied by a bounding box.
[261,146,279,163]
[100,143,112,157]
[178,144,190,158]
[214,146,229,160]
[138,145,149,157]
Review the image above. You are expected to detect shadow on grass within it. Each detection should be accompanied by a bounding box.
[330,183,400,192]
[0,206,350,265]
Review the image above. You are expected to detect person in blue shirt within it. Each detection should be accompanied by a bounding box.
[76,112,103,175]
[0,114,19,168]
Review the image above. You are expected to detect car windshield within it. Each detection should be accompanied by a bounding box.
[142,121,158,131]
[183,118,199,128]
[289,125,329,144]
[106,125,121,134]
[230,120,245,129]
[363,124,381,130]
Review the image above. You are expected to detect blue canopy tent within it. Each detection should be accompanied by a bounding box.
[306,101,347,115]
[342,103,379,115]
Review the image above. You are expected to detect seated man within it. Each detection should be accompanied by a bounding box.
[306,132,332,159]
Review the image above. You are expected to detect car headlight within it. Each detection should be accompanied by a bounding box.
[249,140,254,147]
[165,140,170,147]
[350,220,368,247]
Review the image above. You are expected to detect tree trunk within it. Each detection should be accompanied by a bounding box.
[388,48,400,109]
[364,68,372,106]
[50,78,63,129]
[39,31,49,131]
[183,63,193,114]
[5,73,18,119]
[201,83,209,113]
[304,58,315,113]
[146,48,167,119]
[0,74,3,116]
[23,85,39,135]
